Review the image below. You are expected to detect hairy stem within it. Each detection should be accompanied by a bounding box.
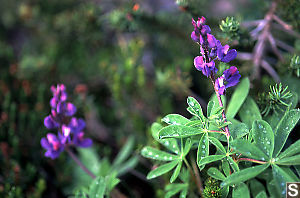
[210,76,230,138]
[65,147,96,179]
[238,157,267,164]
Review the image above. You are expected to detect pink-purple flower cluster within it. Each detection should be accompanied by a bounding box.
[191,17,240,95]
[41,84,92,159]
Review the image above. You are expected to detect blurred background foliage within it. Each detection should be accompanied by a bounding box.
[0,0,299,197]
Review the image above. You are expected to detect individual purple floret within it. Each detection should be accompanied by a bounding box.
[41,84,92,159]
[194,56,217,77]
[215,66,241,95]
[216,41,237,63]
[73,132,93,148]
[41,133,64,159]
[223,66,241,88]
[215,76,226,95]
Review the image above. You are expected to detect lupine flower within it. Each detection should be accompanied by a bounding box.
[194,56,217,77]
[215,76,226,95]
[73,132,93,148]
[41,133,64,159]
[223,66,241,88]
[41,84,92,159]
[215,66,241,95]
[216,41,237,63]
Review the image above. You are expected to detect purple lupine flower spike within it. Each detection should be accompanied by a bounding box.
[191,16,241,95]
[41,84,92,159]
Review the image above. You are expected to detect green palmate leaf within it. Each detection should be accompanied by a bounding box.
[238,97,262,128]
[207,101,215,118]
[141,146,179,161]
[209,136,226,154]
[255,191,267,198]
[187,96,205,121]
[207,167,226,181]
[185,120,204,128]
[197,133,209,169]
[276,155,300,165]
[170,161,182,183]
[227,156,239,172]
[272,164,299,196]
[267,179,280,198]
[222,160,231,177]
[159,125,205,139]
[221,186,229,198]
[89,177,106,198]
[273,109,300,157]
[278,139,300,159]
[183,138,192,156]
[232,183,250,198]
[231,139,269,161]
[229,122,249,139]
[252,120,274,158]
[221,163,269,187]
[147,160,179,179]
[199,155,226,166]
[151,123,180,154]
[249,179,265,198]
[162,114,190,125]
[112,136,134,167]
[226,78,250,118]
[280,167,299,181]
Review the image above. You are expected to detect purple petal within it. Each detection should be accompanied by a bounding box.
[69,117,86,133]
[222,49,237,63]
[207,34,216,48]
[78,138,93,147]
[47,133,58,144]
[41,138,51,149]
[44,115,58,129]
[62,125,71,137]
[200,25,211,35]
[50,97,57,109]
[194,56,204,71]
[191,31,199,43]
[65,103,77,116]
